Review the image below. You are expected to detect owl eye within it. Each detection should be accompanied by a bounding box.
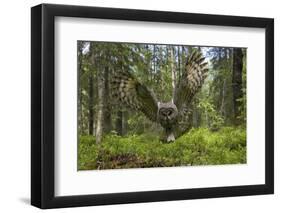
[160,109,173,116]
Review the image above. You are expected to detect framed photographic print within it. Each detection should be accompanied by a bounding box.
[31,3,274,209]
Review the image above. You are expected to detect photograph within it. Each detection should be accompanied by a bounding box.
[77,41,247,170]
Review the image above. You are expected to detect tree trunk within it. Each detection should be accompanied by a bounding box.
[88,71,94,135]
[103,66,112,133]
[177,46,181,78]
[96,71,104,144]
[122,111,128,135]
[170,47,176,98]
[78,43,84,134]
[232,48,243,125]
[181,46,186,75]
[153,45,157,81]
[220,78,226,117]
[115,110,123,135]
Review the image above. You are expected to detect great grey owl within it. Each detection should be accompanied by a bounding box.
[111,50,208,142]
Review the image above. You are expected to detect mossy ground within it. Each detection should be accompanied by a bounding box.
[78,127,246,170]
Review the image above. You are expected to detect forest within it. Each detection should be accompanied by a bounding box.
[78,41,247,170]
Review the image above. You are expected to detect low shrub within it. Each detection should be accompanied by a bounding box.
[78,127,246,170]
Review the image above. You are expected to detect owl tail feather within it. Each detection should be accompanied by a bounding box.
[165,127,175,142]
[167,133,175,142]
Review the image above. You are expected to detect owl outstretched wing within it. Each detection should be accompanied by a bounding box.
[111,70,158,122]
[174,49,209,135]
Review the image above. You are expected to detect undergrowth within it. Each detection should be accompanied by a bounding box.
[78,127,246,170]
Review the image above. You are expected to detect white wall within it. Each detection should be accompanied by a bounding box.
[0,0,279,212]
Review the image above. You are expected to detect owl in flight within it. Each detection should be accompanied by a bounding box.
[111,49,208,142]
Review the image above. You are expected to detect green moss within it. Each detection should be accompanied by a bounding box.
[78,127,246,170]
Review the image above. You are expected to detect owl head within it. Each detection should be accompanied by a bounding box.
[157,100,178,128]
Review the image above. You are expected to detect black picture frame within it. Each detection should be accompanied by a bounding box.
[31,3,274,209]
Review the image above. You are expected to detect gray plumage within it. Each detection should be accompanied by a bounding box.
[111,49,208,142]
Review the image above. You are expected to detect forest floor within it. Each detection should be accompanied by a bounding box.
[78,127,246,170]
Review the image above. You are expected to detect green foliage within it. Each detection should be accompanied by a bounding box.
[78,127,246,170]
[78,135,98,169]
[197,99,224,130]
